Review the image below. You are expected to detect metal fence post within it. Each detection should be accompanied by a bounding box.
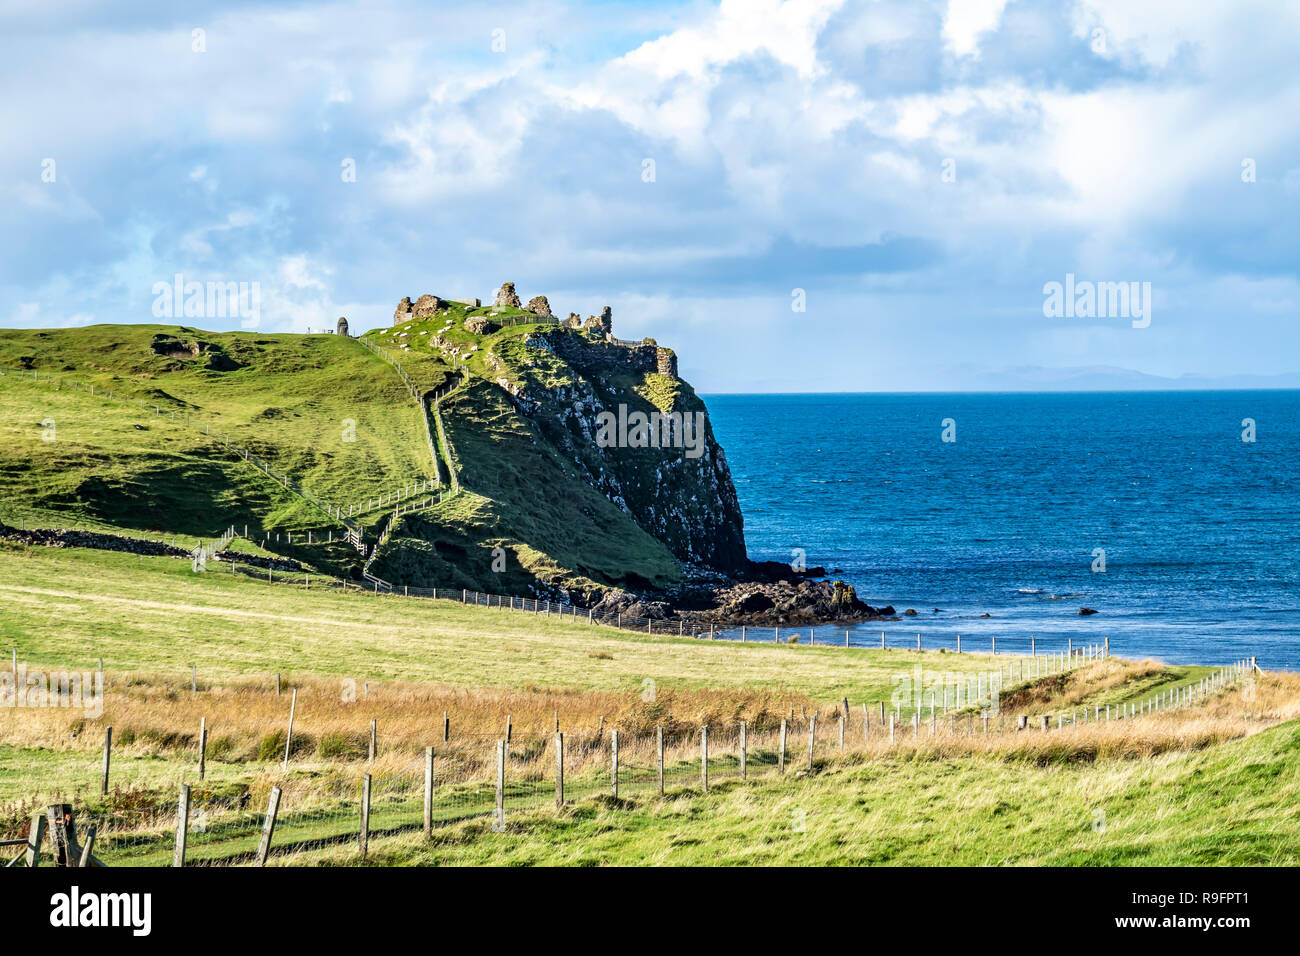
[740,721,747,780]
[779,719,787,773]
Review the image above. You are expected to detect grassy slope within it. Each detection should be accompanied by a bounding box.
[315,719,1300,867]
[0,372,319,539]
[363,311,689,594]
[0,325,438,545]
[0,319,694,593]
[0,544,1020,700]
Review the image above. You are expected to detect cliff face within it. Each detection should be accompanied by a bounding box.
[364,303,749,599]
[497,329,747,573]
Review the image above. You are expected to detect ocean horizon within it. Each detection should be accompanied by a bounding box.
[705,389,1300,670]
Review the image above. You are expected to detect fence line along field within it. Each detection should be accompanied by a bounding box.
[5,658,1289,867]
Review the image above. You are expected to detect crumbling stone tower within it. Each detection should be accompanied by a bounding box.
[584,306,613,338]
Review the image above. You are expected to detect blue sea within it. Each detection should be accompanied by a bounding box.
[704,391,1300,670]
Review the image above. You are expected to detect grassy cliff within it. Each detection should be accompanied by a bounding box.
[0,307,746,598]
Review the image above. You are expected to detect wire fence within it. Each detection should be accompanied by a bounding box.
[8,658,1254,867]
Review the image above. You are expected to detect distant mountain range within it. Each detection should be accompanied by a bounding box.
[948,365,1300,392]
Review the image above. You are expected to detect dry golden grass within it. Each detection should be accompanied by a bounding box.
[6,662,1288,793]
[0,669,815,766]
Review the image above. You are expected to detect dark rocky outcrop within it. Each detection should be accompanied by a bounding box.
[149,334,243,370]
[682,578,895,626]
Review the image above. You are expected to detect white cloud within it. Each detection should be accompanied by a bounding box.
[941,0,1010,58]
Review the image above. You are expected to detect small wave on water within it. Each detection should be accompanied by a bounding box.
[706,390,1300,668]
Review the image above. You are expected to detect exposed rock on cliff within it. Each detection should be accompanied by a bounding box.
[489,325,748,573]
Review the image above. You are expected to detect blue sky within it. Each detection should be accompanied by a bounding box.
[2,0,1298,391]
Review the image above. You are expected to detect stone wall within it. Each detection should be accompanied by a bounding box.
[528,330,679,380]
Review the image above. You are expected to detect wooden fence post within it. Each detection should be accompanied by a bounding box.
[78,827,96,868]
[495,740,506,823]
[839,714,845,748]
[256,786,281,866]
[173,784,190,867]
[443,711,450,742]
[423,748,434,838]
[778,719,787,773]
[700,726,709,792]
[555,733,565,808]
[611,730,620,798]
[807,714,816,772]
[656,727,664,795]
[198,717,207,781]
[282,688,297,771]
[101,727,111,795]
[369,718,377,762]
[359,774,371,860]
[740,721,747,780]
[24,813,46,867]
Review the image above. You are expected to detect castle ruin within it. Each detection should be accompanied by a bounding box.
[385,284,677,378]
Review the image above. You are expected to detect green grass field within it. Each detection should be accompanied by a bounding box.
[329,719,1300,867]
[0,543,1290,867]
[0,543,1017,698]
